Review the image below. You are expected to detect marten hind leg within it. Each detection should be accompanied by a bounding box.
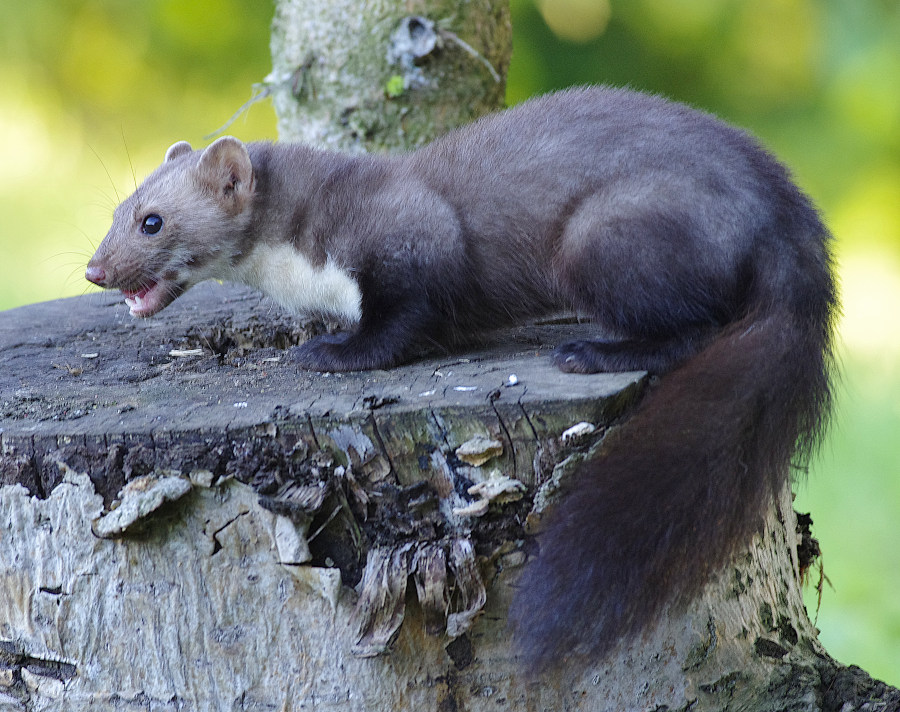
[553,196,733,375]
[552,328,718,375]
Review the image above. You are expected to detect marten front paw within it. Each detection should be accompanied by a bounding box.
[290,332,402,372]
[289,333,354,372]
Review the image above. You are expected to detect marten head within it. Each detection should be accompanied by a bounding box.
[86,136,255,317]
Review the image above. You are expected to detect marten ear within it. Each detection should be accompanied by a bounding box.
[196,136,254,213]
[164,141,193,162]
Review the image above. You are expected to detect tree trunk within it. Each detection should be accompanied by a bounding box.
[2,1,898,709]
[268,0,510,150]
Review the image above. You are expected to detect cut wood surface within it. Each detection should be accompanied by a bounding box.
[1,285,898,711]
[0,284,644,501]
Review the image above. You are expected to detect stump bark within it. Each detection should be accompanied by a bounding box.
[1,286,898,711]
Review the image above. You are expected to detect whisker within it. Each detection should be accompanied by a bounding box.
[63,264,91,288]
[44,248,94,264]
[88,191,120,215]
[87,142,120,204]
[122,127,138,193]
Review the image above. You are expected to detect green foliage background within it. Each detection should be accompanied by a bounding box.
[1,0,898,686]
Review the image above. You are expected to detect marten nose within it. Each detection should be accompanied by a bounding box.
[85,265,107,286]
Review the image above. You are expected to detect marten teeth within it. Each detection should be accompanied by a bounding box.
[125,294,144,313]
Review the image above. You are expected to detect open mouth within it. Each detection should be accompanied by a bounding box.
[121,279,180,317]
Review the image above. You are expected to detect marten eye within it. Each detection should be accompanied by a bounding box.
[141,214,163,235]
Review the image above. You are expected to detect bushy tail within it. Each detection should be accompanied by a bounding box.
[511,299,835,670]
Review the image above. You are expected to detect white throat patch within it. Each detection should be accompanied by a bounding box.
[236,242,362,325]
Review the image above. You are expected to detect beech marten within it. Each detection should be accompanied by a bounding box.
[86,86,837,671]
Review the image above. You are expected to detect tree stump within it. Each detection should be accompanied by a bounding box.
[1,286,897,711]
